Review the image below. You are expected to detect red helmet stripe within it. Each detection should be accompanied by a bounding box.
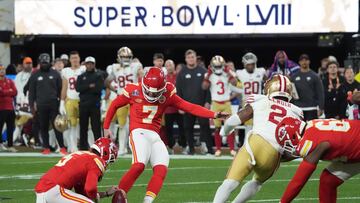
[278,75,283,92]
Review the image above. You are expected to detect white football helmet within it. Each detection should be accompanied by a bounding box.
[242,52,258,66]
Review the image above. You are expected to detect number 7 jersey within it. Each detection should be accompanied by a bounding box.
[247,94,303,152]
[103,82,216,134]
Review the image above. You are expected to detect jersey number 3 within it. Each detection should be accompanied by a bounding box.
[142,106,158,124]
[268,104,287,125]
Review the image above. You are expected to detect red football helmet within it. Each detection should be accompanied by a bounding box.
[142,67,167,103]
[275,117,306,154]
[91,138,118,165]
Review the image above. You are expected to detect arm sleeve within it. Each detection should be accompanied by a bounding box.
[57,73,62,98]
[28,75,36,107]
[92,74,104,94]
[315,75,325,109]
[170,94,215,118]
[103,93,130,129]
[175,71,183,98]
[2,79,17,97]
[84,169,100,200]
[280,160,317,203]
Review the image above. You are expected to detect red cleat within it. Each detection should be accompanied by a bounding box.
[42,148,51,155]
[59,148,68,156]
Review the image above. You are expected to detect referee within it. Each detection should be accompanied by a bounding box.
[28,53,66,155]
[76,57,104,150]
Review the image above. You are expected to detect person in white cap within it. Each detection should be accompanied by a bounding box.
[75,56,105,150]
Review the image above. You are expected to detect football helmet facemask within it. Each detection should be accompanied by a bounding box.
[117,47,133,67]
[210,55,225,75]
[142,67,167,103]
[91,137,118,166]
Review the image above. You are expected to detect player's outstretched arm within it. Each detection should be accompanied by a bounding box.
[220,104,253,136]
[171,94,217,118]
[280,142,330,203]
[103,93,130,132]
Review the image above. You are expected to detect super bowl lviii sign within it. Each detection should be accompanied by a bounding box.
[14,0,359,35]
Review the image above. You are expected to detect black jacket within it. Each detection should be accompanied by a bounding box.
[322,76,347,119]
[176,65,211,105]
[28,69,62,107]
[76,70,104,107]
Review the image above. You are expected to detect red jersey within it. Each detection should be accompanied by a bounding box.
[296,119,360,162]
[0,77,17,111]
[104,82,216,133]
[35,151,105,199]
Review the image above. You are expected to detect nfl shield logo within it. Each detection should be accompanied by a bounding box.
[132,90,139,96]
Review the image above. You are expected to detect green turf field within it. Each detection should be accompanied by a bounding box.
[0,155,359,203]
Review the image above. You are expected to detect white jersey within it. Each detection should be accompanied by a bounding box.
[247,94,303,152]
[106,66,118,101]
[207,73,232,102]
[61,66,86,100]
[236,68,266,96]
[14,71,31,105]
[107,63,141,95]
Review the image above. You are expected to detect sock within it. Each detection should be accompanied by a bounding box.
[319,169,344,203]
[213,179,239,203]
[146,165,168,200]
[118,163,145,193]
[143,195,154,203]
[69,127,78,152]
[13,126,22,142]
[232,180,262,203]
[118,127,127,154]
[214,129,222,150]
[227,132,235,150]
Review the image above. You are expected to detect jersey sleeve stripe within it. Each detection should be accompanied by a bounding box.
[122,89,130,98]
[170,88,177,97]
[300,140,313,157]
[60,187,92,203]
[93,158,105,173]
[129,133,138,163]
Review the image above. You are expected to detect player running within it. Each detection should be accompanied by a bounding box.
[103,67,228,203]
[276,118,360,203]
[213,74,303,203]
[105,47,143,155]
[35,137,118,203]
[59,51,86,152]
[202,55,238,157]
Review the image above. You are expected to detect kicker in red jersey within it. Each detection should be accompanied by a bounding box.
[103,82,216,133]
[35,151,105,198]
[296,119,360,162]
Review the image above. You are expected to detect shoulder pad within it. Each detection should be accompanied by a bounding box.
[166,82,176,97]
[93,157,105,173]
[245,94,267,105]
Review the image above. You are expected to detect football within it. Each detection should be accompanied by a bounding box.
[112,189,128,203]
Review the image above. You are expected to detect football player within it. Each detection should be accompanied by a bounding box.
[13,57,33,146]
[236,52,267,134]
[105,47,143,155]
[35,137,118,203]
[202,55,238,156]
[103,67,228,203]
[277,117,360,203]
[213,74,303,203]
[59,51,86,152]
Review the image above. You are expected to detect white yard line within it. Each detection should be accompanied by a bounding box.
[185,197,360,203]
[0,152,303,161]
[1,177,359,193]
